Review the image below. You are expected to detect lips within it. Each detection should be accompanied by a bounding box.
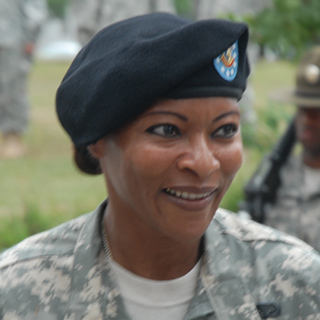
[164,188,214,200]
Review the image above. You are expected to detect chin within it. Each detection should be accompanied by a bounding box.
[172,216,214,241]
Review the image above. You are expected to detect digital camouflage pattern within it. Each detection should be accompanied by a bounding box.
[0,0,47,134]
[265,155,320,253]
[1,200,320,319]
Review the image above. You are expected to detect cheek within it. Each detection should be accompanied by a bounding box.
[217,140,243,178]
[124,145,171,182]
[295,117,303,133]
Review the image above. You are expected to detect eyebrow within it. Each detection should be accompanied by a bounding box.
[144,111,188,121]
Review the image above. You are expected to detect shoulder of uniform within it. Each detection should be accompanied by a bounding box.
[0,212,92,269]
[212,208,316,253]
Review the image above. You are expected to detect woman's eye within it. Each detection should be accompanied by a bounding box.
[213,124,238,138]
[146,124,180,137]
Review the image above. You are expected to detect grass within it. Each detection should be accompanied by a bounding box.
[0,58,297,250]
[0,60,106,249]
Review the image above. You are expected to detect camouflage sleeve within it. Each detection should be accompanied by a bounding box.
[70,0,102,46]
[264,156,320,251]
[20,0,48,44]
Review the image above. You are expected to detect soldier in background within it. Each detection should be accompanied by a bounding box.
[263,46,320,252]
[70,0,176,46]
[0,0,48,159]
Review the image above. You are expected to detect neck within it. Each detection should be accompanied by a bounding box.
[102,206,203,281]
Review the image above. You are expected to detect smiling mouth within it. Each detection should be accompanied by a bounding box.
[164,188,213,200]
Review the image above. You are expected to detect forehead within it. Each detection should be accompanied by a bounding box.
[144,97,239,116]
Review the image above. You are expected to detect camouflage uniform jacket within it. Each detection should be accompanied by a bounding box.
[0,0,47,48]
[1,200,320,319]
[265,155,320,252]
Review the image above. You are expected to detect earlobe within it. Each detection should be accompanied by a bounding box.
[88,139,106,159]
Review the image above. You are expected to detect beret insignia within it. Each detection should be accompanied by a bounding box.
[214,41,238,81]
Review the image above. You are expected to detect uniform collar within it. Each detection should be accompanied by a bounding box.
[68,202,267,319]
[68,199,130,319]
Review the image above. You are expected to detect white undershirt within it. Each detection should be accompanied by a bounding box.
[109,259,201,320]
[304,165,320,195]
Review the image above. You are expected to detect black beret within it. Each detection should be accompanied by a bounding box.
[56,12,250,147]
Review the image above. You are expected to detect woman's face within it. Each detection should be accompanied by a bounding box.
[95,97,243,242]
[295,106,320,156]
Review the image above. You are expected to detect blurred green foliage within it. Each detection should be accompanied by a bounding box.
[175,0,320,60]
[174,0,193,17]
[47,0,69,18]
[241,101,293,152]
[0,202,55,250]
[245,0,320,60]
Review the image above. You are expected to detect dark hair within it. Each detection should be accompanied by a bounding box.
[73,145,102,175]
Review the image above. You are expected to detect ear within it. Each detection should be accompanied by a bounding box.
[87,138,106,159]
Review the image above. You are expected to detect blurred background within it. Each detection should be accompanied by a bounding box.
[1,0,319,250]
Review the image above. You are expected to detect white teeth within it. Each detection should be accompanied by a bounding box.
[165,188,212,200]
[181,192,189,199]
[188,193,197,200]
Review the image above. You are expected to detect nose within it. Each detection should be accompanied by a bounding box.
[302,112,313,125]
[176,136,220,179]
